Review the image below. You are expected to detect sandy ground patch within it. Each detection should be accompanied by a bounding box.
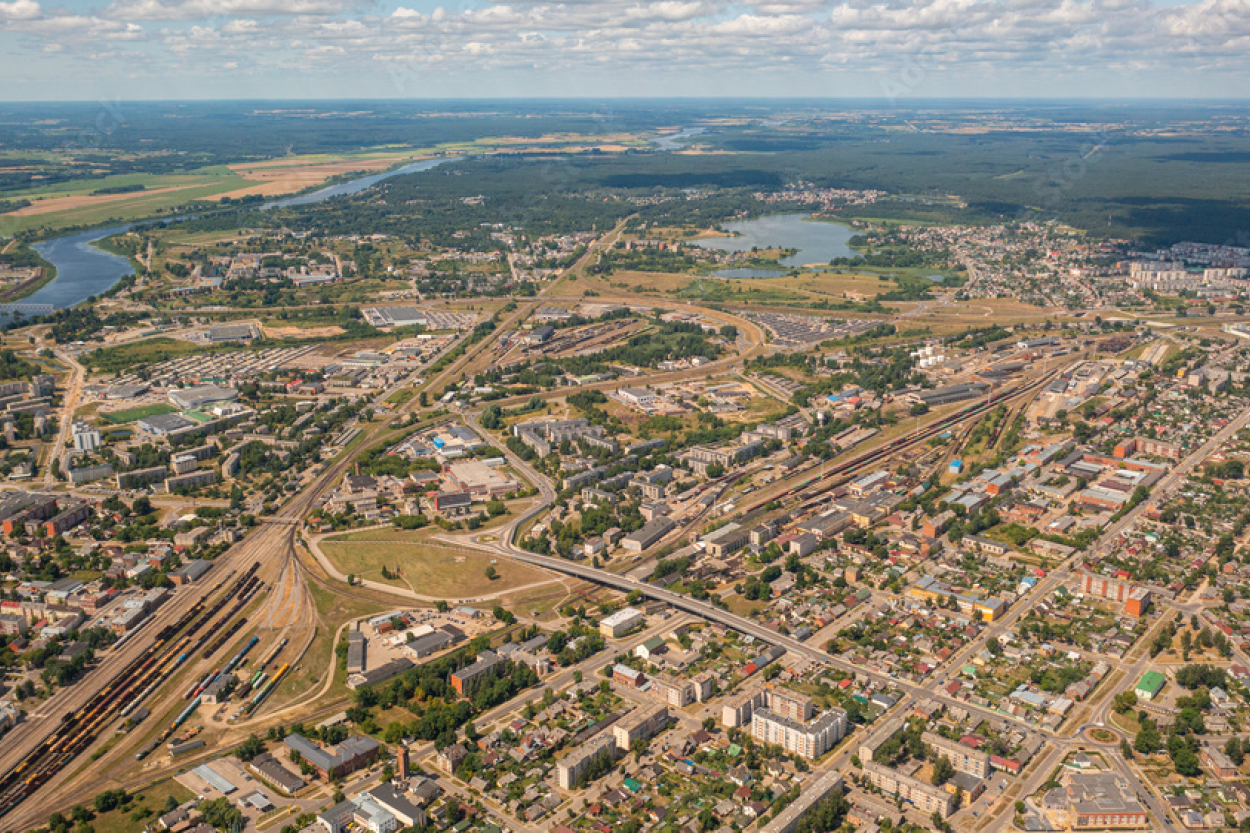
[261,324,347,339]
[5,183,220,216]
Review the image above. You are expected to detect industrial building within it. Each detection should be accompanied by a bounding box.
[168,384,239,410]
[620,517,675,552]
[599,607,645,638]
[449,650,505,696]
[283,733,380,780]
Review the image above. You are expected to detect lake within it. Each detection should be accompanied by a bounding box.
[692,214,858,277]
[23,157,458,313]
[712,267,788,279]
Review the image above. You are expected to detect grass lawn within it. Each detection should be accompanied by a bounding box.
[81,778,195,833]
[319,540,553,599]
[722,593,763,619]
[386,388,417,406]
[332,527,438,543]
[101,402,176,424]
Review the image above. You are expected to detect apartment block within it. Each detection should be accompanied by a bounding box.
[613,704,669,751]
[749,707,848,760]
[556,733,617,789]
[1078,570,1152,616]
[922,732,991,778]
[765,687,815,722]
[863,760,954,818]
[649,674,695,708]
[721,687,766,728]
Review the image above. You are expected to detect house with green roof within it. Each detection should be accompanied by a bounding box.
[636,636,665,660]
[1135,670,1165,701]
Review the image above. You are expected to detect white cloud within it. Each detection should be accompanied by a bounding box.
[0,0,40,19]
[712,13,809,35]
[4,0,1246,96]
[623,1,718,21]
[106,0,355,21]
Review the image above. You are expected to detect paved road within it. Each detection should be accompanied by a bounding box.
[43,347,86,487]
[459,438,1053,744]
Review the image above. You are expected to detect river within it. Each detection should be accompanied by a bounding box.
[23,157,457,312]
[654,126,706,151]
[691,213,858,278]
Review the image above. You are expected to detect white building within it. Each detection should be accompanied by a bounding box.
[749,707,848,759]
[600,607,645,638]
[71,421,101,453]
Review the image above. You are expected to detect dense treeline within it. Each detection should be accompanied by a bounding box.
[0,100,706,191]
[0,349,40,381]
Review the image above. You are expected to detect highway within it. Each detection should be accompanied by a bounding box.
[460,436,1053,743]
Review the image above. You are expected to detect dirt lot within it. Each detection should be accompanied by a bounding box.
[260,324,347,339]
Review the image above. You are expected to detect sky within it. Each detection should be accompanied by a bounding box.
[1,0,1246,100]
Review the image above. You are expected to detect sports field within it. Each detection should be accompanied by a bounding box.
[100,403,175,424]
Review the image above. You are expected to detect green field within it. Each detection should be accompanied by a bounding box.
[101,402,176,424]
[84,337,223,374]
[0,178,259,235]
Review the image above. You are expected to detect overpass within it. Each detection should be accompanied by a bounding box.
[483,540,1047,739]
[464,412,1050,739]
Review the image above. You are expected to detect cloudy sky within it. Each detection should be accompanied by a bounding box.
[1,0,1246,99]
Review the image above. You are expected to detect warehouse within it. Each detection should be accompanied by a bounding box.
[621,516,675,552]
[600,607,645,638]
[138,412,196,435]
[206,324,258,342]
[192,763,237,795]
[905,383,989,408]
[168,384,238,411]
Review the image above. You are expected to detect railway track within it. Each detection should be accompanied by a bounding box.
[0,226,759,828]
[0,414,370,825]
[0,562,263,819]
[739,369,1061,521]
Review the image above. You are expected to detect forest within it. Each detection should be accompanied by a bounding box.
[9,101,1250,247]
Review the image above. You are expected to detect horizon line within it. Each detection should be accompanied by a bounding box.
[4,95,1250,105]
